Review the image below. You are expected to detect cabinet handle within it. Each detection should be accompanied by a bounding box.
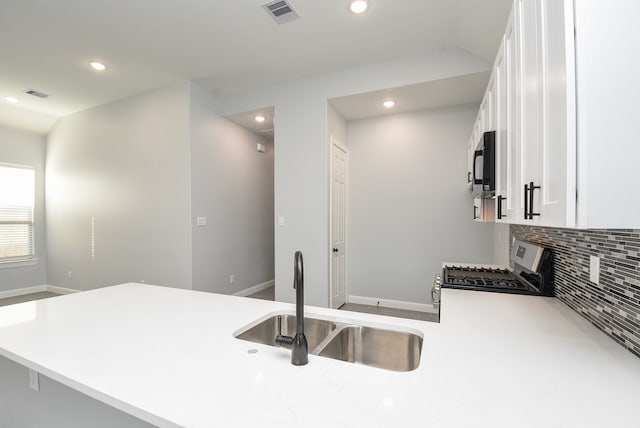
[528,181,541,219]
[467,171,472,183]
[497,195,506,219]
[473,205,479,220]
[524,184,529,220]
[473,150,483,185]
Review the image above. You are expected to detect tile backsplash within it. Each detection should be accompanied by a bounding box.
[511,225,640,358]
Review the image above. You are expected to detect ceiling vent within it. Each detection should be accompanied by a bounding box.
[263,0,300,24]
[24,89,48,99]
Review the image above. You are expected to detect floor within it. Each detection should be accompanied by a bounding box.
[0,291,62,307]
[246,286,439,323]
[246,286,275,301]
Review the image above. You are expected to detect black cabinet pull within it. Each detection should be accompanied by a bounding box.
[524,184,529,219]
[497,195,507,219]
[524,182,541,219]
[473,205,479,220]
[332,248,338,253]
[467,171,472,184]
[528,181,540,219]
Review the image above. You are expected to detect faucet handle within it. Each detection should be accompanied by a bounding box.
[275,315,293,349]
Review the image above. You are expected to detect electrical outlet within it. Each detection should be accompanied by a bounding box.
[589,255,600,284]
[67,270,72,279]
[229,274,235,284]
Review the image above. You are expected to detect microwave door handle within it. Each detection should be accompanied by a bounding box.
[473,150,484,185]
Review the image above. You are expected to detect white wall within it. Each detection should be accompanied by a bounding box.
[347,105,496,304]
[0,126,48,291]
[45,84,192,290]
[189,84,274,294]
[328,104,347,146]
[218,49,492,306]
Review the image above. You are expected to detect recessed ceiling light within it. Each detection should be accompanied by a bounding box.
[254,115,266,123]
[4,96,19,103]
[89,61,107,71]
[350,0,368,14]
[382,100,396,108]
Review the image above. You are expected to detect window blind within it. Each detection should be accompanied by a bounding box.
[0,165,35,260]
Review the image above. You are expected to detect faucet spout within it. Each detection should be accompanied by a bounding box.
[275,250,308,365]
[291,251,308,365]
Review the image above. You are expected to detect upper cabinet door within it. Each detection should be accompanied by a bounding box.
[502,4,523,223]
[536,0,576,227]
[514,0,576,227]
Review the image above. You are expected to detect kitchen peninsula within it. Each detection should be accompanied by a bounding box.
[0,283,638,427]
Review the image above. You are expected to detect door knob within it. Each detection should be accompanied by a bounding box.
[332,248,338,253]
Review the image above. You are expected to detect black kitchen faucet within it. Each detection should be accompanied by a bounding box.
[275,250,309,365]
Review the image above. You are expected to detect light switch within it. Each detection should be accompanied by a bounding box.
[589,255,600,284]
[278,216,285,226]
[29,369,40,391]
[196,217,207,226]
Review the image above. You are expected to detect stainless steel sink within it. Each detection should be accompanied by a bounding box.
[235,312,424,372]
[235,314,337,351]
[317,325,423,372]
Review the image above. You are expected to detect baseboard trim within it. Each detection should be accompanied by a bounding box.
[0,285,80,299]
[46,285,79,295]
[0,285,48,299]
[233,280,275,297]
[347,295,438,314]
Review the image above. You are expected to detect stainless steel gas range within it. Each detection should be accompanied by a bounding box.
[439,239,554,296]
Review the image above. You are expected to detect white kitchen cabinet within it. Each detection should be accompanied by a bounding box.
[467,137,474,189]
[494,28,510,222]
[516,0,576,227]
[473,0,639,228]
[473,196,495,223]
[573,0,640,228]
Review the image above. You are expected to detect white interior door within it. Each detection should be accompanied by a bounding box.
[330,138,348,309]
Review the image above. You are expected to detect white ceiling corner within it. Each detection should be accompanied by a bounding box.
[0,0,512,135]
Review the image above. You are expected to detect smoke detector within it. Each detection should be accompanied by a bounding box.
[263,0,300,24]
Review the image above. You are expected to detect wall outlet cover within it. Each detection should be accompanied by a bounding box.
[589,255,600,284]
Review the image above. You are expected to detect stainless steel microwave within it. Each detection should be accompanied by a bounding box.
[472,130,495,198]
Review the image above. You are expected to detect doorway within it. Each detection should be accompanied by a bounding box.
[330,137,348,308]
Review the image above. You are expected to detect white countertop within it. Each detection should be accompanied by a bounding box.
[0,283,639,427]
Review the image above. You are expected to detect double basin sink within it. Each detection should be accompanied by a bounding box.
[234,313,423,372]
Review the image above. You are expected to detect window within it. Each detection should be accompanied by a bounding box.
[0,165,35,261]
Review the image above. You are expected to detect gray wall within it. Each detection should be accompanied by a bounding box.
[0,356,154,428]
[493,223,510,265]
[45,84,192,290]
[347,105,496,303]
[190,84,274,294]
[218,49,493,306]
[328,104,347,146]
[0,126,48,291]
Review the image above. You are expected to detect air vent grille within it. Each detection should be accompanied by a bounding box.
[25,89,48,99]
[263,0,300,24]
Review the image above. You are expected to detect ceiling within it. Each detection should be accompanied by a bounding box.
[0,0,512,135]
[329,71,491,121]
